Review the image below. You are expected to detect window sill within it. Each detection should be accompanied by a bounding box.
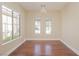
[0,36,21,46]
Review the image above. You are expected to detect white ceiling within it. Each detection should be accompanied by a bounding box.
[19,2,68,12]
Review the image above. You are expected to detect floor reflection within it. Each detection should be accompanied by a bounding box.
[45,44,52,56]
[10,40,77,56]
[34,44,41,56]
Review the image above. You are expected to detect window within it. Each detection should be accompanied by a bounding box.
[35,17,40,34]
[2,5,20,41]
[13,12,20,39]
[45,17,52,34]
[2,5,12,41]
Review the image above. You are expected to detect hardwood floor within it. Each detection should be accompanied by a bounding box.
[9,40,77,56]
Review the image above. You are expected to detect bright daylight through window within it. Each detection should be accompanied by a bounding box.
[45,17,52,34]
[2,5,20,42]
[35,17,40,34]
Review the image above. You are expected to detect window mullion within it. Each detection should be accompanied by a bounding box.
[19,15,20,37]
[12,11,14,40]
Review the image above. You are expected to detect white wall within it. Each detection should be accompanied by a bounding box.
[62,3,79,55]
[0,2,27,55]
[26,11,62,40]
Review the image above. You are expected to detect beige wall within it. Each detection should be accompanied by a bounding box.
[61,3,79,54]
[26,11,62,39]
[0,2,27,55]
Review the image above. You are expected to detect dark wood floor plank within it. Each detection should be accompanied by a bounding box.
[9,40,78,56]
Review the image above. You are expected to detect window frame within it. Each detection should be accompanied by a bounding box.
[34,16,41,34]
[45,17,52,35]
[2,5,20,42]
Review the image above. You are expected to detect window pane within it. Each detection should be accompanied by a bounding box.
[2,5,12,16]
[35,20,40,34]
[2,14,7,23]
[7,16,12,24]
[45,17,52,34]
[2,15,12,41]
[13,12,20,39]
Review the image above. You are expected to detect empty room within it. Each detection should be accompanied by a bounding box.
[0,2,79,56]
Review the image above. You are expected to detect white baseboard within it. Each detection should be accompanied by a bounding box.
[3,38,27,56]
[26,38,60,40]
[60,40,79,55]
